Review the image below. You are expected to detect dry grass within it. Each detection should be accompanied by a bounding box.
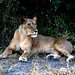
[29,53,75,75]
[30,62,75,75]
[0,65,4,74]
[28,55,75,75]
[0,53,75,75]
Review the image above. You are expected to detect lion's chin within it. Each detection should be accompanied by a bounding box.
[31,34,37,38]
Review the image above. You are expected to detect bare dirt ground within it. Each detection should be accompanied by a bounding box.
[0,53,75,75]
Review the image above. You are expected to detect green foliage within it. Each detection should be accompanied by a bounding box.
[0,0,4,3]
[0,0,75,49]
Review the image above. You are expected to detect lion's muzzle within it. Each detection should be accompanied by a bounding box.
[31,30,38,38]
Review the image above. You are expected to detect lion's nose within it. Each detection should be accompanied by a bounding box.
[35,30,38,33]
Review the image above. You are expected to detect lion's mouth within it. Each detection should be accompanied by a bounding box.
[31,34,37,38]
[27,32,38,38]
[31,32,38,38]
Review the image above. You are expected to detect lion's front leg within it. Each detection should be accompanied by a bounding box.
[19,52,30,62]
[19,42,31,62]
[0,38,19,59]
[0,47,12,58]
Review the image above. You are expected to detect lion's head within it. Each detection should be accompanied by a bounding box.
[19,17,38,38]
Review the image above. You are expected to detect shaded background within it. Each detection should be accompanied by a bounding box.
[0,0,75,52]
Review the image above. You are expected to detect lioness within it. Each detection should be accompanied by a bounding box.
[0,17,74,62]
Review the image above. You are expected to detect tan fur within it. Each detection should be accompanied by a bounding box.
[0,17,74,62]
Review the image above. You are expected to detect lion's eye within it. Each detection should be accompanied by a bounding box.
[28,23,31,26]
[28,23,33,28]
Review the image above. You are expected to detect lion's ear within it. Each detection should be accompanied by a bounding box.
[19,17,27,24]
[33,17,37,21]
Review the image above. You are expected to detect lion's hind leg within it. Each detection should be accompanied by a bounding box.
[66,55,74,62]
[54,39,75,62]
[46,48,61,59]
[55,48,74,62]
[46,54,60,59]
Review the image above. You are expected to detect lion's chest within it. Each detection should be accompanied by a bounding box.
[20,36,32,51]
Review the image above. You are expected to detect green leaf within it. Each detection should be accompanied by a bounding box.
[0,0,4,3]
[41,12,43,14]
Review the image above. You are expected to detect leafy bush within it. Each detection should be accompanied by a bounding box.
[0,0,75,50]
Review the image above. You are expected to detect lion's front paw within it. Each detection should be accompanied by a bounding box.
[0,54,7,58]
[19,56,27,62]
[66,56,74,62]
